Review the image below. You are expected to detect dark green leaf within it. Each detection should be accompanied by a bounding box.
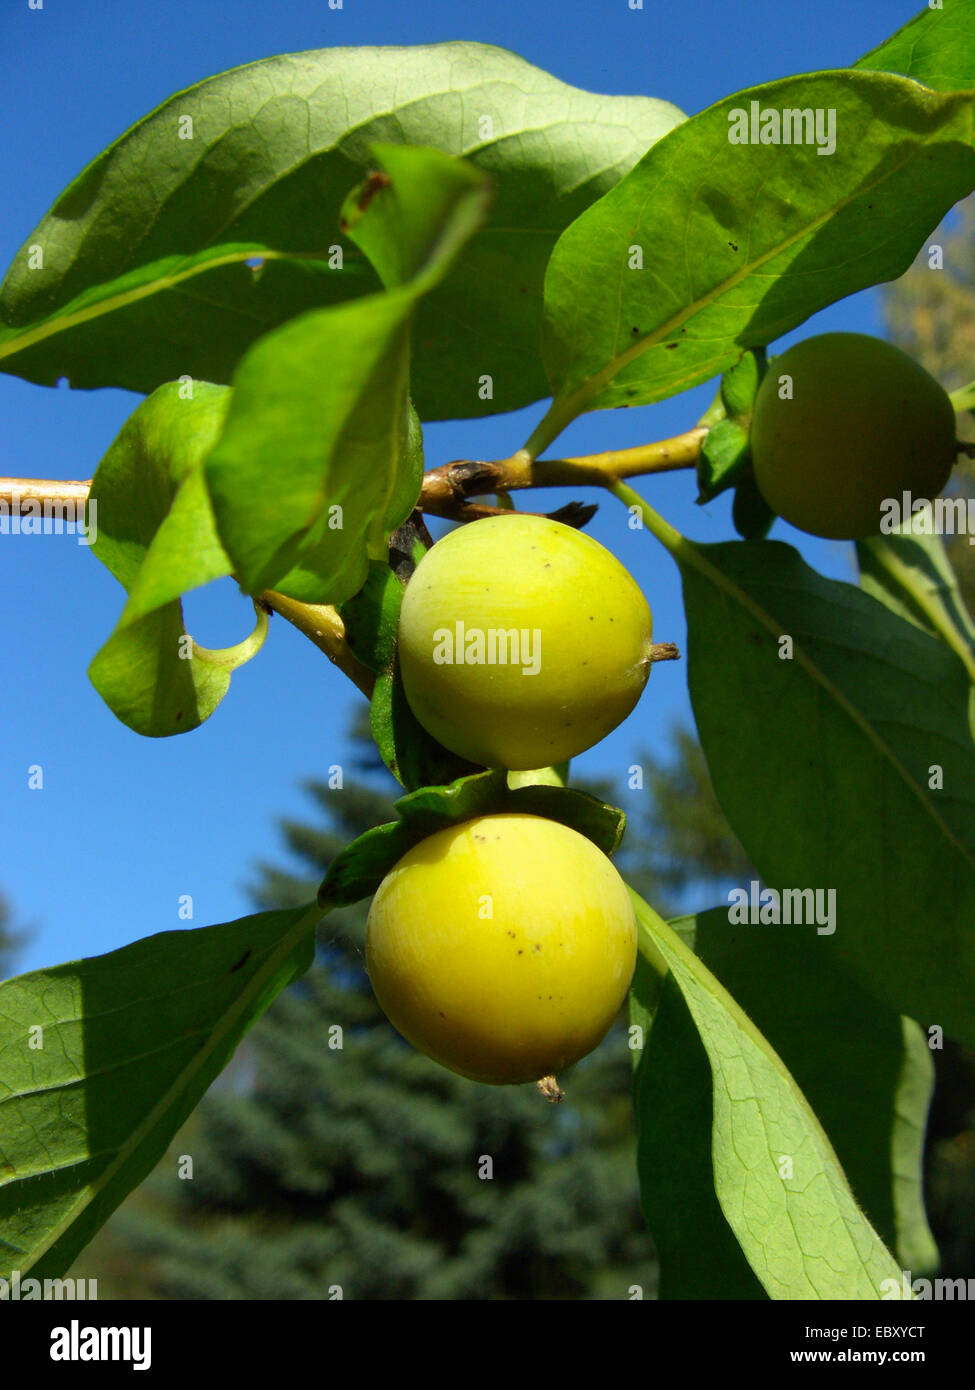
[677,537,975,1044]
[731,471,776,540]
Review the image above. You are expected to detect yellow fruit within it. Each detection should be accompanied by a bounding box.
[365,813,637,1084]
[398,514,653,769]
[750,332,957,539]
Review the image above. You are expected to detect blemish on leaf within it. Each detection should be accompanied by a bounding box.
[357,170,392,211]
[229,948,253,975]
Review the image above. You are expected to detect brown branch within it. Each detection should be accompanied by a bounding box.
[419,426,707,520]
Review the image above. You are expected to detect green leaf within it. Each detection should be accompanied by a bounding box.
[0,904,317,1279]
[88,381,263,736]
[634,905,937,1297]
[320,772,626,907]
[675,536,975,1045]
[630,948,767,1300]
[0,43,683,420]
[384,402,425,536]
[540,71,975,425]
[855,0,975,92]
[720,347,766,419]
[339,145,488,293]
[630,891,903,1299]
[204,146,489,604]
[696,418,751,503]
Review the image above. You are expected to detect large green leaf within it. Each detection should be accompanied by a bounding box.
[632,906,936,1299]
[672,534,975,1045]
[537,71,974,437]
[0,43,683,420]
[204,145,489,603]
[88,380,267,736]
[856,0,975,92]
[0,905,318,1279]
[629,892,902,1299]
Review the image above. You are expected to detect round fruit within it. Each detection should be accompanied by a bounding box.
[750,332,956,539]
[365,813,637,1085]
[397,513,653,769]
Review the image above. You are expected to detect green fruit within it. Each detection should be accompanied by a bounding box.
[397,513,653,770]
[750,332,956,539]
[365,813,637,1085]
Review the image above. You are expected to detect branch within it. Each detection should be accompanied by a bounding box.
[419,427,706,519]
[0,477,90,507]
[0,430,702,697]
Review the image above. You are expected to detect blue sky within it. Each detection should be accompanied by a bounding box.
[0,0,922,974]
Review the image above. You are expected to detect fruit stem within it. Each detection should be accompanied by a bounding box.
[537,1074,565,1103]
[649,642,681,664]
[605,478,689,561]
[949,379,975,414]
[507,764,570,789]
